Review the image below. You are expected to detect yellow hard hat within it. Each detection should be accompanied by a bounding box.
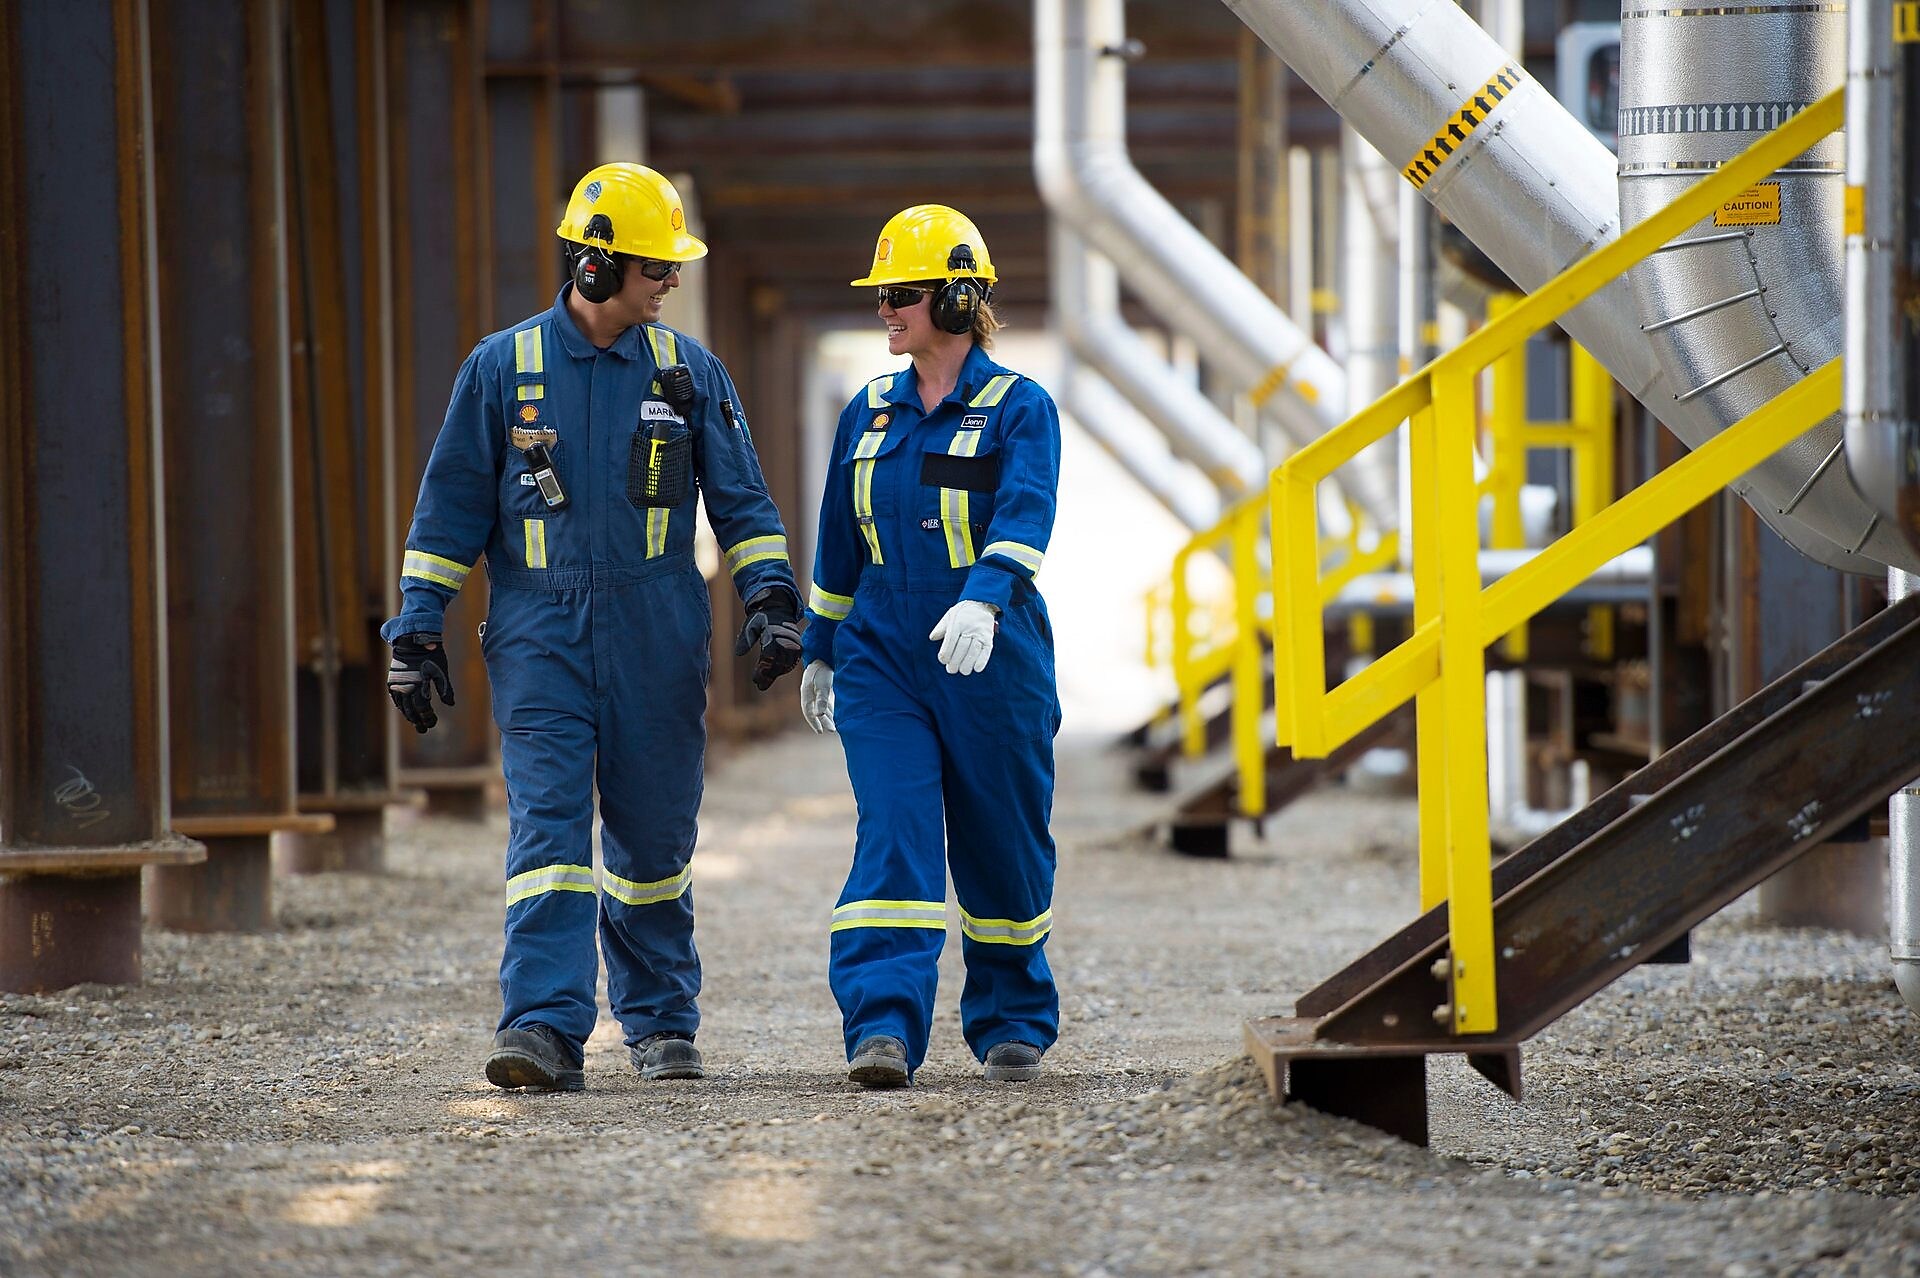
[851,204,997,287]
[556,163,707,262]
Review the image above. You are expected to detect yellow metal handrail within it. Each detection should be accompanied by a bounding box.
[1271,89,1845,1036]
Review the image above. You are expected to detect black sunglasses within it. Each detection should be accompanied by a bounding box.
[876,285,933,309]
[630,256,684,282]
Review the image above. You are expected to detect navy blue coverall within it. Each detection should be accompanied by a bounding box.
[803,342,1063,1073]
[385,286,798,1057]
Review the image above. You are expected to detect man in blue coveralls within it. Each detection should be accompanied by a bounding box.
[384,163,803,1091]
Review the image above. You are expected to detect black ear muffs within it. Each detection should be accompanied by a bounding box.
[572,213,624,303]
[931,243,993,336]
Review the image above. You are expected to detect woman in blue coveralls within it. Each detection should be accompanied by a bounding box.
[799,205,1063,1088]
[384,164,803,1092]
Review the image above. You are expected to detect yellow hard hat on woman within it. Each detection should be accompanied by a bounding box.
[556,163,707,262]
[850,204,997,288]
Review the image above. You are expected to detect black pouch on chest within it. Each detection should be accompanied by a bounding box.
[628,363,695,509]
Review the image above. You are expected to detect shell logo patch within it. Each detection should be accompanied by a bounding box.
[671,207,685,230]
[584,180,602,204]
[872,412,891,429]
[876,237,892,263]
[519,404,541,424]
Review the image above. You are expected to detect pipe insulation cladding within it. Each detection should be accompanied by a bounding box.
[1221,0,1919,575]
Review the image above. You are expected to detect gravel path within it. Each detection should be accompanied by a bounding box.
[2,731,1916,1276]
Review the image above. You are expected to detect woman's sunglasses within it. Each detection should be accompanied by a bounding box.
[876,285,933,309]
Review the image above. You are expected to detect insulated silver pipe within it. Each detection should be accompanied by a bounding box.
[1221,0,1915,575]
[1058,349,1221,532]
[1342,128,1401,410]
[1050,221,1267,501]
[1036,0,1399,531]
[1845,0,1920,546]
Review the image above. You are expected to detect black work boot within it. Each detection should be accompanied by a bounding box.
[983,1041,1043,1082]
[630,1031,705,1080]
[485,1024,585,1092]
[848,1034,910,1089]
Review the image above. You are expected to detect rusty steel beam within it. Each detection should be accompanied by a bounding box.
[389,0,496,817]
[0,0,203,991]
[142,0,332,932]
[282,0,408,876]
[484,0,562,329]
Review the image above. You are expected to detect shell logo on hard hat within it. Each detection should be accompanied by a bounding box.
[671,207,684,230]
[584,180,603,204]
[876,237,892,263]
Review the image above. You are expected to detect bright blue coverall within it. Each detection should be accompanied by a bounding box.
[384,286,798,1058]
[803,342,1063,1074]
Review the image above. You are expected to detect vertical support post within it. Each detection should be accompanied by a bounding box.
[389,0,496,818]
[1171,542,1202,757]
[1409,401,1447,911]
[483,0,562,329]
[282,0,404,875]
[144,0,333,932]
[1431,369,1496,1034]
[1231,506,1265,816]
[1487,295,1529,662]
[0,0,204,990]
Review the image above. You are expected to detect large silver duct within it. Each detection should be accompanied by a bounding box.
[1050,222,1266,497]
[1221,0,1917,575]
[1036,0,1401,532]
[1845,0,1920,546]
[1057,352,1222,532]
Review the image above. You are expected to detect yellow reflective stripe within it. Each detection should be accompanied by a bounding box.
[515,328,545,401]
[523,519,547,569]
[969,374,1017,408]
[505,862,597,906]
[602,863,693,907]
[809,584,854,621]
[867,376,892,409]
[647,326,680,392]
[831,898,948,932]
[982,540,1044,576]
[851,431,886,564]
[402,549,471,590]
[646,508,671,558]
[958,906,1052,946]
[941,429,982,568]
[723,534,789,575]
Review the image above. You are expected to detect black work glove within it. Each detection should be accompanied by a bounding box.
[733,588,803,691]
[387,632,455,733]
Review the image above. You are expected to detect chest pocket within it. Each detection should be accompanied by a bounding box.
[920,428,1000,568]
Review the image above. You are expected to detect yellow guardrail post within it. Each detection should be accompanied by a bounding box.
[1409,398,1448,912]
[1170,539,1203,756]
[1231,503,1266,816]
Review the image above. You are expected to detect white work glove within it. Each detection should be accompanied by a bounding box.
[800,660,836,733]
[930,600,998,676]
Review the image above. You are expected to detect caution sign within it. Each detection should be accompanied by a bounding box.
[1402,64,1525,191]
[1714,183,1782,227]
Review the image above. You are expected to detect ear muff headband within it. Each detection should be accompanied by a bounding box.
[572,213,623,303]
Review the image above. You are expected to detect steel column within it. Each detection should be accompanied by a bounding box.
[389,0,497,816]
[0,0,203,990]
[485,0,563,329]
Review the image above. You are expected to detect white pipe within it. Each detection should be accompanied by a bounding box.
[1035,0,1397,531]
[1331,545,1654,609]
[1221,0,1912,576]
[1288,144,1315,331]
[1058,350,1221,532]
[1051,222,1266,496]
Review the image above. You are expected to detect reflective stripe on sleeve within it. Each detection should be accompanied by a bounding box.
[982,540,1044,577]
[402,549,472,590]
[969,373,1018,408]
[514,328,545,400]
[646,508,671,559]
[723,534,789,576]
[851,431,887,563]
[958,906,1052,946]
[602,863,693,907]
[941,429,982,568]
[809,584,854,621]
[830,899,948,932]
[505,862,596,907]
[524,519,547,569]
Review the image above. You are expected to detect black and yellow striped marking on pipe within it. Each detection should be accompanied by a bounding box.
[1402,64,1524,191]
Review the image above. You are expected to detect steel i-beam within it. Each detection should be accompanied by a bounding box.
[0,0,203,990]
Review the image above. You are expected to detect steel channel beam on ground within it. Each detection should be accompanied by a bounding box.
[283,0,408,875]
[1311,595,1920,1048]
[389,0,496,816]
[142,0,332,933]
[0,0,203,991]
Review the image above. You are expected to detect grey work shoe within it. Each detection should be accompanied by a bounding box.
[630,1032,706,1080]
[847,1034,910,1089]
[983,1041,1043,1082]
[485,1024,585,1092]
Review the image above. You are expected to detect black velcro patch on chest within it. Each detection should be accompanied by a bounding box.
[920,450,1001,491]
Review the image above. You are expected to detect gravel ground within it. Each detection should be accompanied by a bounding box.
[1,730,1916,1276]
